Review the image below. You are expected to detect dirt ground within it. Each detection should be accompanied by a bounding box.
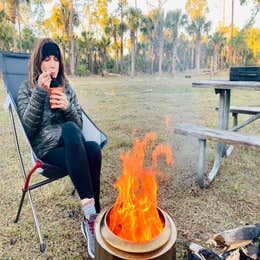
[0,73,259,259]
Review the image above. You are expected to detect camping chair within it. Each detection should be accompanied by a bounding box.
[0,51,108,252]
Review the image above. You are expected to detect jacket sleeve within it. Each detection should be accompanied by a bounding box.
[17,81,47,139]
[63,85,83,129]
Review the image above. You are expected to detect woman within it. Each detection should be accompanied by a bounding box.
[17,38,100,258]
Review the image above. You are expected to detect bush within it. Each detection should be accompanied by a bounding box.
[75,64,90,76]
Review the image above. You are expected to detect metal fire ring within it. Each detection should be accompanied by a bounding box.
[98,206,173,253]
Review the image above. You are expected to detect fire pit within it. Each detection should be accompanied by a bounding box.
[95,133,176,259]
[94,206,177,259]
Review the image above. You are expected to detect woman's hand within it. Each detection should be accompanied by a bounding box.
[38,72,51,90]
[50,88,70,110]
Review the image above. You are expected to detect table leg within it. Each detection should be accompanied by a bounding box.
[207,89,230,184]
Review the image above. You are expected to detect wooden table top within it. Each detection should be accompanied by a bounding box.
[192,80,260,90]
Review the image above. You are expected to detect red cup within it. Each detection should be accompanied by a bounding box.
[49,87,63,108]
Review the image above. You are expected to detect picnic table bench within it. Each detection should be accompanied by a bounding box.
[174,80,260,188]
[175,124,260,188]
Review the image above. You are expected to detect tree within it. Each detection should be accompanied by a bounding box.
[1,0,28,50]
[209,31,226,71]
[105,16,120,73]
[118,0,128,73]
[240,0,260,25]
[245,27,260,61]
[0,9,13,50]
[185,0,209,72]
[125,7,143,78]
[188,16,211,73]
[44,0,79,76]
[20,27,36,51]
[165,9,187,75]
[185,0,209,20]
[97,35,111,72]
[140,15,155,73]
[150,7,165,76]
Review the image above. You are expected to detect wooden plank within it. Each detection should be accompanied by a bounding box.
[216,106,260,115]
[174,124,260,148]
[192,80,260,90]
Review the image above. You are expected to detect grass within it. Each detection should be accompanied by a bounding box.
[0,73,259,259]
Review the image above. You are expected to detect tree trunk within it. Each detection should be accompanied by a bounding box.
[171,40,177,75]
[89,50,94,74]
[68,2,75,76]
[120,36,124,73]
[12,22,17,51]
[114,34,119,73]
[195,38,201,73]
[158,37,163,76]
[191,38,194,69]
[130,29,135,78]
[150,44,154,74]
[17,5,22,52]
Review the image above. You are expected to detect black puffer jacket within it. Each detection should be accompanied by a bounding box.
[17,80,82,158]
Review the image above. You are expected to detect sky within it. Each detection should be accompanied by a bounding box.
[125,0,260,31]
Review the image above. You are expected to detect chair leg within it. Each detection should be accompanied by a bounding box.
[27,190,46,252]
[14,188,46,252]
[14,161,46,252]
[14,189,26,223]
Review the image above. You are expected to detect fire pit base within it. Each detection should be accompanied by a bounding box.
[94,207,177,260]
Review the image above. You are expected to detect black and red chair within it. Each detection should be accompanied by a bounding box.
[0,51,107,252]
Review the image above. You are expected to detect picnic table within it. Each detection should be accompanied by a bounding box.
[175,79,260,187]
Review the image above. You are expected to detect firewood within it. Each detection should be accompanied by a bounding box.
[211,224,260,251]
[189,242,222,260]
[240,244,259,259]
[188,252,205,260]
[224,249,240,260]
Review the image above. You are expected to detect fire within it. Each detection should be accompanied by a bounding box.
[107,132,173,242]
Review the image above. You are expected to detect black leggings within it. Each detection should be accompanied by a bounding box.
[41,121,102,212]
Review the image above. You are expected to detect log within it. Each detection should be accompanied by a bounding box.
[225,249,240,260]
[240,244,259,259]
[188,253,205,260]
[211,224,260,251]
[189,242,222,260]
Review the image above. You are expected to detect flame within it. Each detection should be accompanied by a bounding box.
[107,132,173,242]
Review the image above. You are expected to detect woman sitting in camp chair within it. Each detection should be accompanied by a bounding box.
[17,38,100,259]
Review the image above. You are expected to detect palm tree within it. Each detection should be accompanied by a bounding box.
[209,31,226,71]
[152,8,165,76]
[3,0,29,50]
[44,0,79,76]
[78,31,96,73]
[140,15,155,74]
[118,0,127,73]
[125,7,143,78]
[105,16,120,73]
[165,9,187,75]
[0,9,13,50]
[118,21,127,73]
[97,35,111,74]
[188,16,211,73]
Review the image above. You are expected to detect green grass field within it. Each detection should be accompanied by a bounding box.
[0,73,259,259]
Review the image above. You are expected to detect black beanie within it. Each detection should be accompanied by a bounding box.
[42,42,61,61]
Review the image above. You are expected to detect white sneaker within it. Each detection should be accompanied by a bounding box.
[81,214,97,259]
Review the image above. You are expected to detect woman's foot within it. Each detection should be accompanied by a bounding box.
[81,214,97,259]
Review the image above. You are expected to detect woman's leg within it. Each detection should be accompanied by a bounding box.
[41,121,94,200]
[84,141,102,213]
[41,121,99,258]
